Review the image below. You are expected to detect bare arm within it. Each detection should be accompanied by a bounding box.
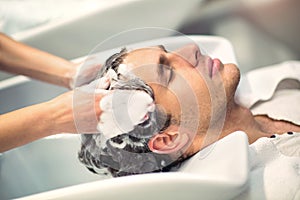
[0,101,56,152]
[0,33,75,88]
[0,90,103,153]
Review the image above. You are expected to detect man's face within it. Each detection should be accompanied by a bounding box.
[121,44,240,156]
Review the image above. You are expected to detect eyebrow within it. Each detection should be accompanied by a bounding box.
[156,45,167,52]
[159,54,169,66]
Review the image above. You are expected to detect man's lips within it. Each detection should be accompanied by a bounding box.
[194,55,222,78]
[207,57,222,78]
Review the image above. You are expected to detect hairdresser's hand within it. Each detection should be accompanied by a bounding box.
[69,56,103,89]
[48,82,109,134]
[0,80,109,152]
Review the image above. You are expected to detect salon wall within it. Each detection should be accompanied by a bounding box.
[178,0,300,73]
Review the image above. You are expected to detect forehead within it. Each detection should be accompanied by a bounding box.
[123,47,165,66]
[120,47,167,86]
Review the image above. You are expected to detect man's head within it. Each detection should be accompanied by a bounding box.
[78,43,240,177]
[122,44,240,152]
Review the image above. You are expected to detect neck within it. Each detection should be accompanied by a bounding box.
[222,102,271,144]
[188,100,298,156]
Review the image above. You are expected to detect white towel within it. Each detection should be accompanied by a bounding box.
[234,132,300,200]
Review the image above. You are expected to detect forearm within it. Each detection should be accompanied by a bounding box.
[0,101,58,153]
[0,33,75,88]
[0,89,103,152]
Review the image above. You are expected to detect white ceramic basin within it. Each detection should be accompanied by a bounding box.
[12,0,204,60]
[0,36,247,200]
[18,131,249,200]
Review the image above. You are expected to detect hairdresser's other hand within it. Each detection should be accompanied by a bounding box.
[68,56,102,89]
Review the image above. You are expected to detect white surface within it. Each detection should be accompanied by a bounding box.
[72,35,238,68]
[235,60,300,108]
[16,131,249,200]
[0,35,244,200]
[11,0,204,60]
[235,132,300,200]
[0,135,103,199]
[0,77,67,114]
[0,0,110,35]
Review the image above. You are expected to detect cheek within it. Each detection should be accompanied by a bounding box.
[177,77,212,129]
[191,73,231,131]
[195,86,213,127]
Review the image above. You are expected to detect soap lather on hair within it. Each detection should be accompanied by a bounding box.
[98,89,155,143]
[96,61,156,142]
[78,49,175,177]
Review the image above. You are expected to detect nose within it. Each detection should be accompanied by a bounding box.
[174,43,201,67]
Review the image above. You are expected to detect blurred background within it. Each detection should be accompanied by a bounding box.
[1,0,299,80]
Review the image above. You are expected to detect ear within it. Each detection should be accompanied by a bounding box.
[148,126,189,154]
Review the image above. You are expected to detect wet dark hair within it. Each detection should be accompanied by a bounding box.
[78,48,182,177]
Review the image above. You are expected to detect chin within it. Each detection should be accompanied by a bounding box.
[224,63,240,102]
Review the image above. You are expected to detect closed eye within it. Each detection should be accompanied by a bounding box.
[158,55,174,85]
[168,67,174,84]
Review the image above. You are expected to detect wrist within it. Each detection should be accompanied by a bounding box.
[46,91,77,134]
[62,62,77,89]
[36,101,60,136]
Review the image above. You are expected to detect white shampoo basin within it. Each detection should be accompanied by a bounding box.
[12,0,204,60]
[0,36,247,200]
[19,131,249,200]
